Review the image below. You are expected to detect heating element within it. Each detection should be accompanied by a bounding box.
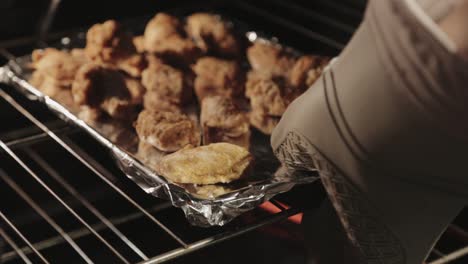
[0,0,467,263]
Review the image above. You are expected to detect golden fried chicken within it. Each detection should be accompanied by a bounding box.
[192,57,244,101]
[72,63,138,120]
[141,63,193,105]
[186,13,241,57]
[143,13,182,51]
[116,54,147,78]
[31,48,83,88]
[143,13,200,65]
[155,142,252,184]
[249,110,280,135]
[143,91,182,113]
[289,55,329,91]
[85,20,147,77]
[245,73,290,116]
[201,95,250,148]
[134,110,200,152]
[247,41,296,78]
[152,35,201,66]
[85,20,135,61]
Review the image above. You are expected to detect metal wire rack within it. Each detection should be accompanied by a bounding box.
[0,0,466,263]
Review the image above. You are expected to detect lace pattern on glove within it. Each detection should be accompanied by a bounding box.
[275,131,406,264]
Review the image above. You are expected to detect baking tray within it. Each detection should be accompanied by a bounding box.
[0,16,319,226]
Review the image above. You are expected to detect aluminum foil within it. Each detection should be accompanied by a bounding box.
[0,30,319,227]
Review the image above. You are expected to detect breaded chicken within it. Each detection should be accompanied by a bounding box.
[245,73,290,116]
[155,142,252,184]
[186,13,241,57]
[85,20,135,62]
[31,48,84,88]
[192,57,244,101]
[143,13,182,51]
[141,63,193,105]
[201,95,250,148]
[85,20,146,77]
[247,41,296,78]
[134,110,200,152]
[289,55,329,91]
[143,13,200,65]
[143,91,182,113]
[72,63,138,120]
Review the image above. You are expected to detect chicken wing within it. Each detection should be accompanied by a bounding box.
[186,13,242,57]
[155,142,252,184]
[192,57,244,101]
[201,95,250,148]
[134,110,200,152]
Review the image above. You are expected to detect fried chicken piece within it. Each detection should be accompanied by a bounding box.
[201,95,250,148]
[247,41,296,78]
[31,48,83,88]
[143,13,182,51]
[72,63,138,120]
[133,36,145,53]
[245,73,291,116]
[143,13,200,65]
[116,53,148,78]
[85,20,147,77]
[152,35,201,66]
[134,110,200,152]
[186,13,241,57]
[124,77,145,105]
[289,55,330,91]
[143,91,182,113]
[155,142,252,184]
[192,57,244,101]
[85,20,135,62]
[141,63,193,105]
[249,110,280,135]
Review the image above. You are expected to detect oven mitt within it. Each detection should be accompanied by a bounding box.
[271,0,468,263]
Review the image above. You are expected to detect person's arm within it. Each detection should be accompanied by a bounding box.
[272,0,468,263]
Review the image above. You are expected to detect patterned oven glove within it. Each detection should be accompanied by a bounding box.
[271,0,468,263]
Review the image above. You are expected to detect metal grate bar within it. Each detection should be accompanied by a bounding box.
[270,199,288,211]
[4,127,78,149]
[430,246,468,264]
[140,207,303,264]
[0,228,33,264]
[232,1,345,49]
[26,148,150,261]
[0,170,93,263]
[1,203,172,263]
[0,211,49,263]
[0,140,130,263]
[0,89,187,248]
